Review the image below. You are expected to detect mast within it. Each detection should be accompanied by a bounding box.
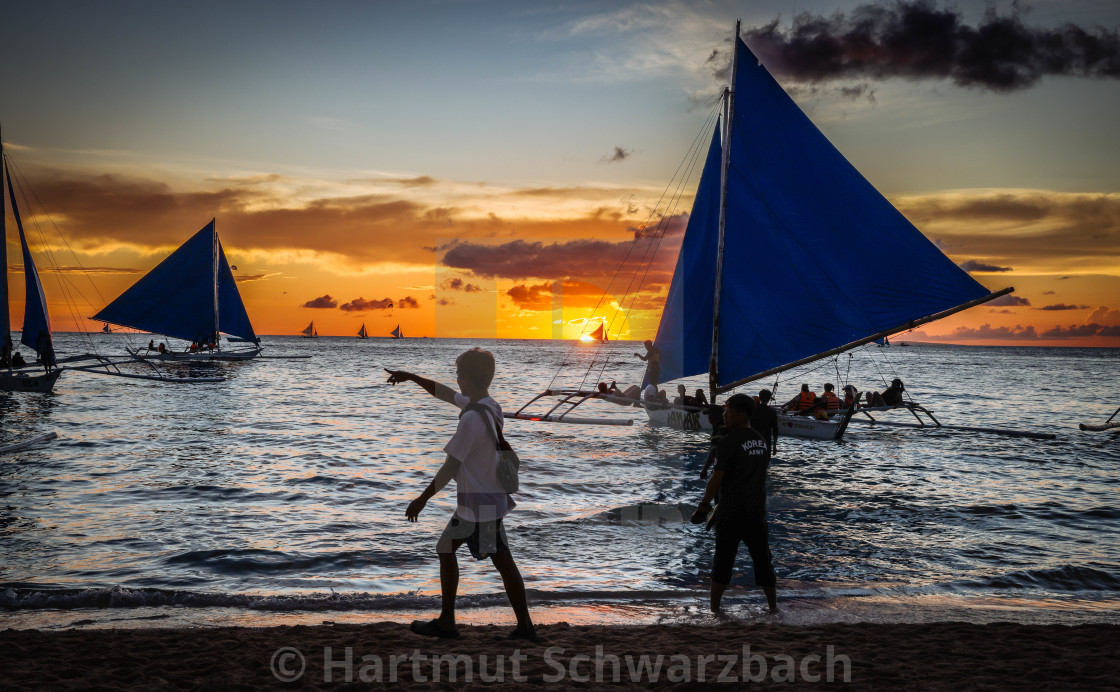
[708,19,739,403]
[0,122,9,353]
[211,218,219,347]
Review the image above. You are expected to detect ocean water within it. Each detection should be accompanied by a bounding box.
[1,335,1118,629]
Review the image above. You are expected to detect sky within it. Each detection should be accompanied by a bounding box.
[2,0,1118,345]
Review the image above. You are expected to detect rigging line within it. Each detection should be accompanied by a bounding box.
[585,108,718,391]
[545,101,721,392]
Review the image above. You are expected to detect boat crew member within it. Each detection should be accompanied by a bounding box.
[635,340,662,386]
[751,389,779,455]
[148,339,156,352]
[385,351,539,642]
[842,384,860,408]
[783,384,817,413]
[819,383,840,411]
[35,331,55,374]
[869,378,906,407]
[11,351,26,367]
[690,393,777,613]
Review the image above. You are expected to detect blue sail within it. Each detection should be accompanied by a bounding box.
[1,158,9,341]
[93,221,257,343]
[5,166,51,351]
[653,37,992,390]
[649,124,723,387]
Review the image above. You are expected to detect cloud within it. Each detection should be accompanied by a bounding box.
[1040,323,1110,338]
[986,294,1030,307]
[504,280,630,311]
[340,297,393,312]
[958,259,1012,273]
[743,1,1120,91]
[946,323,1038,339]
[441,277,483,293]
[441,238,674,284]
[31,265,146,275]
[602,146,633,163]
[1042,290,1055,295]
[506,283,554,311]
[302,295,337,309]
[397,296,420,309]
[1087,306,1120,326]
[1036,303,1088,311]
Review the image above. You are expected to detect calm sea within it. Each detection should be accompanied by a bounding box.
[1,335,1118,628]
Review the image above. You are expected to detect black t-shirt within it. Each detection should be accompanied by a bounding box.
[712,426,771,523]
[750,406,778,449]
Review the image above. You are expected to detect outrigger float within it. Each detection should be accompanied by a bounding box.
[1080,406,1120,435]
[508,22,1054,443]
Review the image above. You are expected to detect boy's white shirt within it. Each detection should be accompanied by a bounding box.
[444,392,514,522]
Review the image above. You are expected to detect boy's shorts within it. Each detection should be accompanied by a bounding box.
[437,514,509,560]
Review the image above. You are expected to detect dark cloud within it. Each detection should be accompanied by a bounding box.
[442,277,483,292]
[987,294,1030,307]
[302,295,338,309]
[1088,306,1120,326]
[31,265,145,275]
[1100,325,1120,337]
[1042,290,1055,295]
[506,283,554,311]
[441,238,671,282]
[504,280,632,311]
[958,259,1012,273]
[397,296,420,309]
[1036,303,1088,311]
[743,1,1120,91]
[1040,323,1109,338]
[947,323,1038,339]
[339,297,393,312]
[602,146,633,163]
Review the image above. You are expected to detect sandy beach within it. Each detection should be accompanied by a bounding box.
[3,620,1117,690]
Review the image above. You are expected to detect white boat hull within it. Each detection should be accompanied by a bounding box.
[128,348,260,362]
[0,369,62,393]
[644,404,848,440]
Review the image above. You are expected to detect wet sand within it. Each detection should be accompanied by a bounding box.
[3,620,1117,689]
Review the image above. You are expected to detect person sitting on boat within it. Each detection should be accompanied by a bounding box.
[147,339,156,352]
[819,383,840,411]
[674,384,701,407]
[634,340,662,386]
[782,384,817,414]
[751,389,779,455]
[597,381,635,406]
[842,384,860,409]
[869,378,906,407]
[11,351,26,367]
[158,342,168,354]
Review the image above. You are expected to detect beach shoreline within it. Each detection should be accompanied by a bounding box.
[3,620,1117,690]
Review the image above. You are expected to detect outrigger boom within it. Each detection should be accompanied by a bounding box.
[508,390,633,426]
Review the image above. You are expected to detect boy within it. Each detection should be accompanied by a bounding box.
[385,348,538,641]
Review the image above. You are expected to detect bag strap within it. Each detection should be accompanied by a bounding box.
[461,402,506,448]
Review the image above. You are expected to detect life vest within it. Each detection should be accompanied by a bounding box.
[793,391,816,411]
[821,391,840,410]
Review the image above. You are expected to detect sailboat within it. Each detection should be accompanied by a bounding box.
[300,321,317,338]
[93,220,261,361]
[390,324,403,339]
[588,323,608,343]
[1,129,62,392]
[357,323,368,339]
[508,23,1015,439]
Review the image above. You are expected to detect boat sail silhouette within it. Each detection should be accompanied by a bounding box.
[509,23,1016,439]
[357,323,368,339]
[390,324,403,339]
[93,220,261,361]
[300,321,317,338]
[1,129,61,392]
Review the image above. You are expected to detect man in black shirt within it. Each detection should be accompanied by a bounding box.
[751,389,778,455]
[691,393,777,613]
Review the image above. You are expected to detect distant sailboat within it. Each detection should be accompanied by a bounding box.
[357,324,368,339]
[300,321,318,338]
[101,323,112,334]
[390,324,403,339]
[588,323,608,343]
[1,128,61,392]
[93,220,261,361]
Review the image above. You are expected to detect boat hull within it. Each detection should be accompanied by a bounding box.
[0,369,62,393]
[128,348,260,362]
[644,404,847,440]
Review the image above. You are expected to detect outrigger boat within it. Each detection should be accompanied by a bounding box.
[1080,406,1120,434]
[357,324,369,339]
[390,324,403,339]
[1,128,62,393]
[508,23,1042,441]
[93,220,262,362]
[300,321,317,338]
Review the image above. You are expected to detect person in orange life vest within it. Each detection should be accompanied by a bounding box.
[810,383,840,420]
[842,384,860,408]
[782,384,817,414]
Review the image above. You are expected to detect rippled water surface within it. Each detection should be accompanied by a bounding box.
[1,336,1118,625]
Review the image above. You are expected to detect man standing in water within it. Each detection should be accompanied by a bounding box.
[385,348,539,641]
[691,393,777,613]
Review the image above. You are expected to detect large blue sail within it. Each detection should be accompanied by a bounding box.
[661,36,993,390]
[93,221,257,343]
[649,124,723,387]
[1,157,9,341]
[6,166,51,351]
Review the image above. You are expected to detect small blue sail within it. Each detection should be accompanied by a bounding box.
[648,123,722,387]
[93,220,257,343]
[5,166,51,351]
[651,37,992,391]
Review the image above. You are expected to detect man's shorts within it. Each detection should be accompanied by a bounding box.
[437,514,509,560]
